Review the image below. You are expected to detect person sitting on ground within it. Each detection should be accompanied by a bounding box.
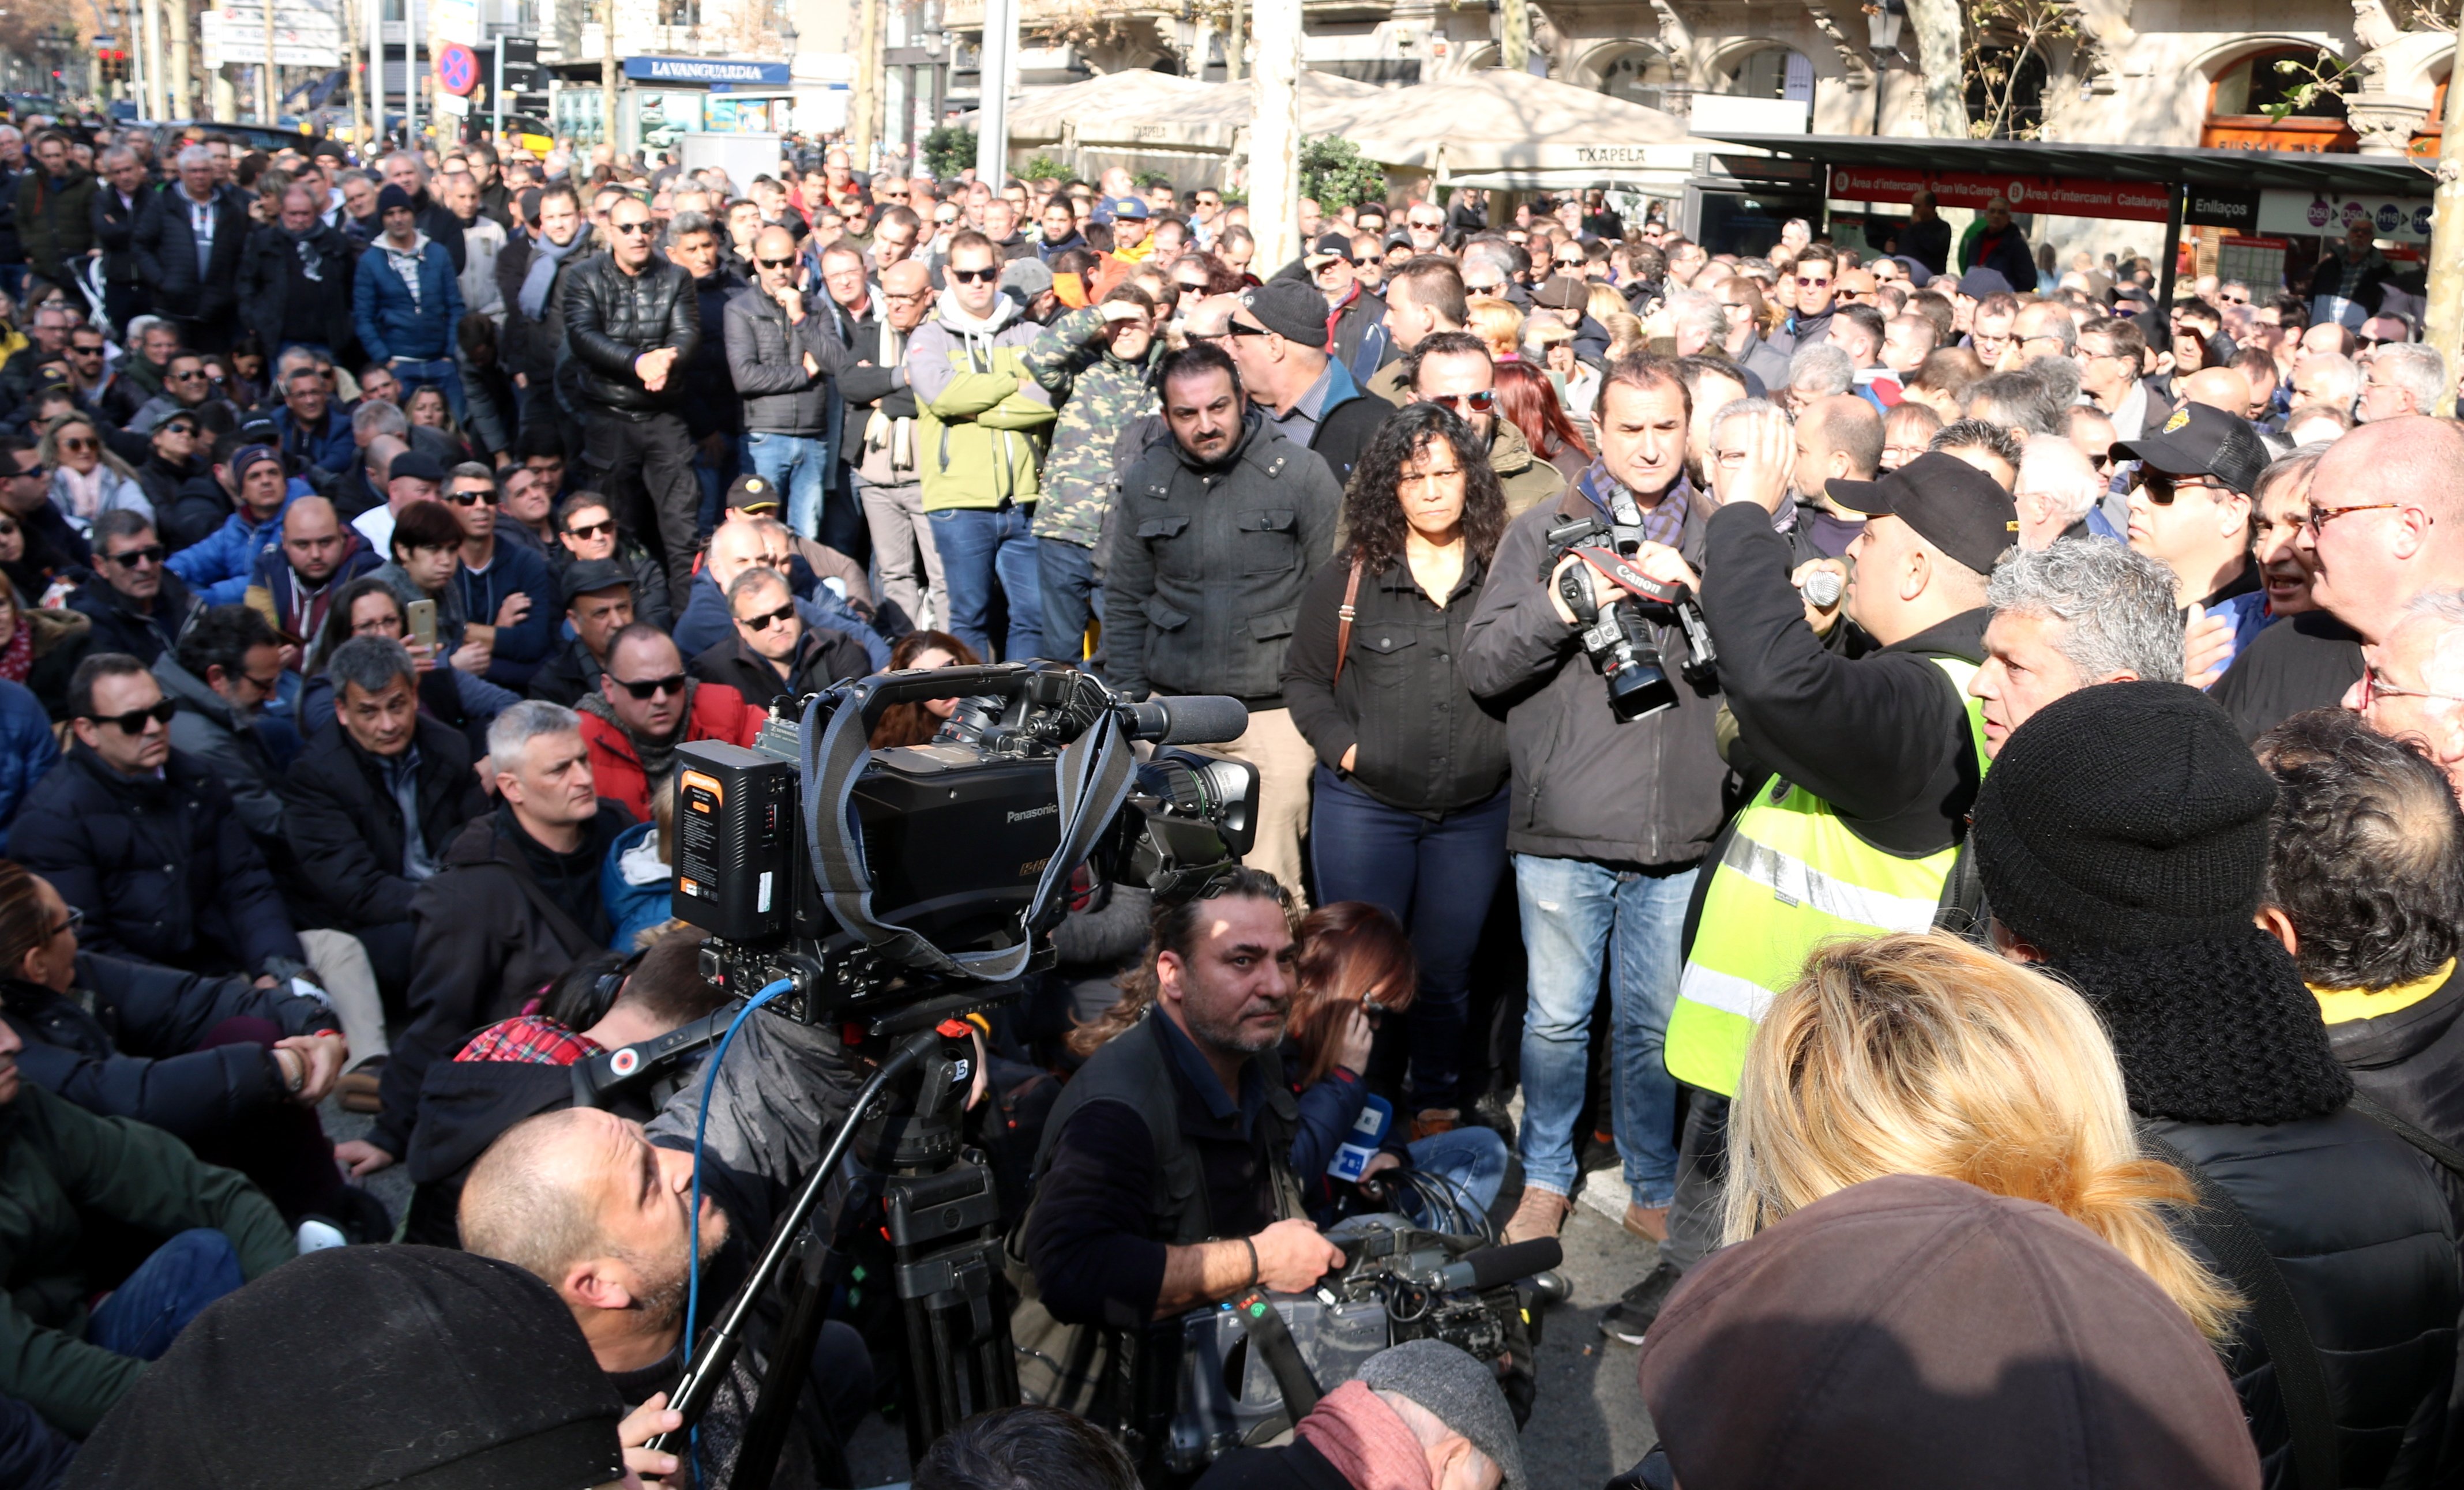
[527,558,638,708]
[2257,708,2464,1177]
[913,1405,1141,1490]
[299,574,520,754]
[241,495,380,676]
[551,489,671,633]
[1972,680,2460,1483]
[671,505,886,668]
[373,496,493,679]
[1278,901,1512,1226]
[0,989,293,1441]
[688,564,870,709]
[66,511,202,666]
[1194,1340,1526,1490]
[402,925,727,1246]
[61,1246,632,1488]
[1635,1172,2260,1489]
[163,443,294,605]
[460,1103,876,1487]
[151,604,291,846]
[576,623,765,822]
[356,700,634,1179]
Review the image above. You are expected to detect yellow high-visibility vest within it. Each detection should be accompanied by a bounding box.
[1665,657,1990,1098]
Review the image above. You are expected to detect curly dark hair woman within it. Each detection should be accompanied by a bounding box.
[1280,400,1515,1128]
[870,629,983,748]
[1336,401,1508,575]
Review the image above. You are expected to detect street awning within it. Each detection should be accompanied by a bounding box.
[1691,132,2432,196]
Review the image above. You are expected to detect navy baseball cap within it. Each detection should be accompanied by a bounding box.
[1106,195,1150,221]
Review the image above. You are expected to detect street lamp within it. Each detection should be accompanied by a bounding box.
[1865,0,1904,60]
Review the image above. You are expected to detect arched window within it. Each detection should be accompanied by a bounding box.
[1966,44,2048,138]
[1726,46,1814,103]
[2203,46,2358,150]
[1597,46,1677,110]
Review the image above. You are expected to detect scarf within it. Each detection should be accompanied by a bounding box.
[55,465,106,522]
[575,681,698,795]
[518,229,589,321]
[2044,930,2354,1127]
[1573,458,1686,551]
[1294,1382,1432,1490]
[862,317,915,471]
[0,618,30,684]
[378,233,431,310]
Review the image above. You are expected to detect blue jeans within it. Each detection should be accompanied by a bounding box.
[746,430,833,541]
[1312,769,1509,1112]
[85,1228,246,1361]
[1513,853,1699,1207]
[929,503,1045,661]
[1038,536,1099,666]
[1403,1126,1511,1222]
[390,355,465,422]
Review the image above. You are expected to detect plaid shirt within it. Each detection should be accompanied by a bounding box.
[456,1014,603,1066]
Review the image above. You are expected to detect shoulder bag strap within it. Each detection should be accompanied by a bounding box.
[2143,1131,2341,1490]
[1331,556,1365,688]
[2346,1092,2464,1178]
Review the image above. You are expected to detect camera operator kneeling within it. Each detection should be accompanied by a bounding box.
[1016,867,1347,1420]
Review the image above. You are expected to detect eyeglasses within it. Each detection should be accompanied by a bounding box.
[85,697,176,732]
[565,519,615,541]
[611,672,688,700]
[58,437,92,453]
[2360,664,2464,709]
[1408,217,1445,232]
[2304,501,2405,535]
[611,219,654,235]
[445,488,500,506]
[1423,389,1497,414]
[757,255,798,270]
[1225,320,1272,338]
[949,265,999,284]
[103,543,167,566]
[1796,276,1831,288]
[738,600,798,631]
[2138,472,2225,505]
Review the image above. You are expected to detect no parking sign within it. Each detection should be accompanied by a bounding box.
[437,42,479,96]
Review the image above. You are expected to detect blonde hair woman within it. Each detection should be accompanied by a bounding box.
[1725,932,2240,1340]
[1584,282,1627,330]
[1465,296,1524,362]
[40,414,151,536]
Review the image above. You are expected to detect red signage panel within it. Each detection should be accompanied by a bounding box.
[1829,165,2172,223]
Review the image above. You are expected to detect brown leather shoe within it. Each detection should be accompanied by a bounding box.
[1408,1108,1460,1141]
[1622,1202,1670,1243]
[1503,1187,1573,1246]
[339,1067,383,1115]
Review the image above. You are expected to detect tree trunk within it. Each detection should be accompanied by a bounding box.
[851,0,881,165]
[1500,0,1528,72]
[2423,5,2464,412]
[1249,0,1301,270]
[1906,0,1969,138]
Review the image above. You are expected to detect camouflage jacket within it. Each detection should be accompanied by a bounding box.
[1023,306,1160,550]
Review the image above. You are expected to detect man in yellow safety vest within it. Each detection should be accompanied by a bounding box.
[1598,412,2018,1345]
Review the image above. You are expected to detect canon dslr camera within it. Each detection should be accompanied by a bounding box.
[1546,514,1717,721]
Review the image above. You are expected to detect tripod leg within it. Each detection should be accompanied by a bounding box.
[735,1180,876,1490]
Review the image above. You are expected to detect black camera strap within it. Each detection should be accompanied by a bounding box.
[801,688,1139,983]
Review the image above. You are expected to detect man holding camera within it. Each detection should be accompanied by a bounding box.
[1459,355,1729,1255]
[1641,425,2011,1340]
[1015,867,1345,1424]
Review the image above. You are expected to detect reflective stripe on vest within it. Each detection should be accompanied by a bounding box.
[1665,656,1989,1098]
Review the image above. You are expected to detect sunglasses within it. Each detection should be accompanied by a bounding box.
[58,437,93,453]
[445,489,500,506]
[1408,218,1444,231]
[1175,280,1208,296]
[87,697,176,732]
[1226,320,1272,338]
[1553,256,1584,269]
[757,255,798,270]
[168,368,206,379]
[104,543,167,566]
[949,266,999,284]
[611,672,688,700]
[611,220,654,235]
[1796,276,1831,288]
[2138,472,2224,505]
[565,519,615,541]
[1425,389,1497,414]
[160,423,197,438]
[738,600,797,631]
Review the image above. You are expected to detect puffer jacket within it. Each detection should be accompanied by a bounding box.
[238,219,360,360]
[1103,411,1342,707]
[166,491,294,605]
[2155,1109,2461,1489]
[724,283,852,435]
[559,249,701,419]
[905,294,1054,512]
[1024,306,1158,551]
[352,232,465,363]
[0,679,58,853]
[151,652,288,845]
[14,165,95,287]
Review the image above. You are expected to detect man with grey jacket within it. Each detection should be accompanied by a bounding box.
[1105,343,1340,901]
[728,224,852,545]
[1460,352,1729,1255]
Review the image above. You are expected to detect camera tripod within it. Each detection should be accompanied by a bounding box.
[650,992,1021,1489]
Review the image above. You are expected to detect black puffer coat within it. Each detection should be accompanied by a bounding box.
[559,250,701,419]
[282,713,489,932]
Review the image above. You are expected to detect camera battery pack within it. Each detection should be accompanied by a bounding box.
[674,740,800,943]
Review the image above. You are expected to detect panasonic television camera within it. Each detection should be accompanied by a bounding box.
[1546,514,1718,721]
[668,662,1260,1025]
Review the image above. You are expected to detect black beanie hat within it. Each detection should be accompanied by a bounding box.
[1971,680,2350,1126]
[1971,680,2276,958]
[66,1246,624,1490]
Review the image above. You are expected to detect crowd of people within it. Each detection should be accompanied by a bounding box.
[0,100,2460,1490]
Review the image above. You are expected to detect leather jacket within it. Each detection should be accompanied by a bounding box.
[558,249,701,419]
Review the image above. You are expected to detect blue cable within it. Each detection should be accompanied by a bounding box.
[683,977,793,1371]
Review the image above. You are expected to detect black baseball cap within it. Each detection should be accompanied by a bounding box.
[559,557,633,604]
[725,473,782,512]
[2109,401,2268,495]
[1304,231,1355,266]
[1827,452,2020,575]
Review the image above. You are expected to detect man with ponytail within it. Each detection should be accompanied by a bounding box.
[1013,867,1347,1426]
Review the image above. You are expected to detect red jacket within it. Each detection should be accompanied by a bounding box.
[577,682,767,820]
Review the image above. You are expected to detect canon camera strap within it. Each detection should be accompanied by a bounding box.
[801,687,1138,983]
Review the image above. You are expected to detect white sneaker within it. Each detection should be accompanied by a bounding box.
[296,1218,348,1254]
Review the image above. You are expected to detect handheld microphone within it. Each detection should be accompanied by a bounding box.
[1434,1237,1565,1292]
[1803,568,1845,608]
